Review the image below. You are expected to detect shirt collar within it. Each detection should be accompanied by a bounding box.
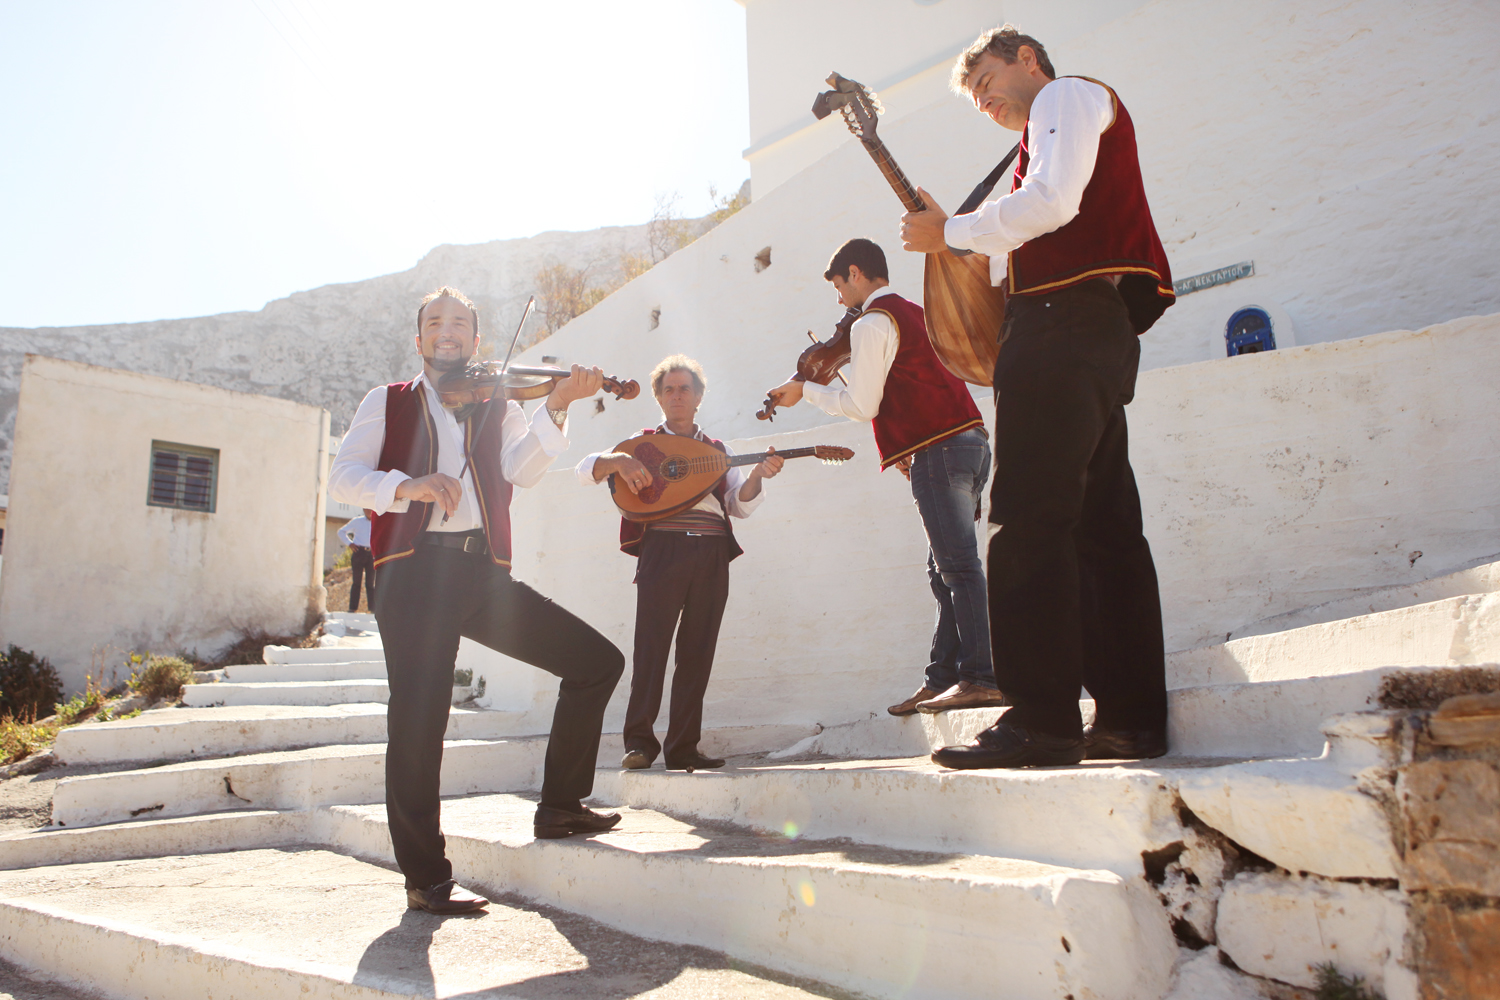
[862,287,901,312]
[656,422,705,440]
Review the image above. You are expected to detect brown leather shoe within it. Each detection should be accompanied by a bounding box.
[888,687,939,717]
[406,879,489,914]
[917,681,1010,714]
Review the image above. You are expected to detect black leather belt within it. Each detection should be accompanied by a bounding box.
[423,531,489,556]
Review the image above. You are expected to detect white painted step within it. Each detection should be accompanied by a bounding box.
[315,793,1178,1000]
[0,848,867,999]
[181,679,392,707]
[1225,554,1499,642]
[0,810,300,873]
[52,703,530,765]
[223,660,387,682]
[262,644,385,664]
[1168,591,1500,688]
[50,739,544,828]
[798,664,1499,760]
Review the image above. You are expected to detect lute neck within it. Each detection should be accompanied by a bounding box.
[727,446,823,467]
[861,136,925,212]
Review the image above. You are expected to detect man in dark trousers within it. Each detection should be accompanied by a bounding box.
[330,286,625,914]
[762,238,1005,716]
[337,514,375,612]
[900,25,1176,767]
[578,355,782,772]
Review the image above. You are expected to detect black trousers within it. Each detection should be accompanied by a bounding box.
[624,531,731,762]
[987,280,1167,740]
[373,538,624,888]
[349,546,376,612]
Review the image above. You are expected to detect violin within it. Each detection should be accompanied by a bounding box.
[756,306,861,421]
[438,361,640,412]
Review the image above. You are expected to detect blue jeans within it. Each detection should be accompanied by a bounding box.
[909,429,996,691]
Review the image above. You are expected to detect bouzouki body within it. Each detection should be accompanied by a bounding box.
[609,435,854,522]
[814,72,1014,387]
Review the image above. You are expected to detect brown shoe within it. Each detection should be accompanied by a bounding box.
[917,681,1009,714]
[888,687,939,717]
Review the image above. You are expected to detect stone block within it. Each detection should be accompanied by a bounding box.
[1178,758,1399,879]
[1412,899,1500,1000]
[1428,690,1500,749]
[1399,759,1500,895]
[1216,871,1409,992]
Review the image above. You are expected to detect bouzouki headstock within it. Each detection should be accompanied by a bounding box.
[812,72,883,146]
[813,445,855,465]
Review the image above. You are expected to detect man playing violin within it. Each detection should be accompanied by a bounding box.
[578,355,782,772]
[763,238,1005,716]
[899,26,1175,768]
[329,286,625,915]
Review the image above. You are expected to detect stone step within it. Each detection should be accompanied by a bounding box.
[52,703,528,765]
[0,809,300,873]
[181,678,394,707]
[795,664,1499,761]
[1167,592,1500,688]
[49,739,544,828]
[261,644,385,664]
[1225,554,1499,642]
[0,847,892,999]
[592,714,1399,882]
[313,793,1178,1000]
[222,660,389,682]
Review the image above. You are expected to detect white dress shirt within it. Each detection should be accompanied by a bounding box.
[943,77,1116,286]
[338,514,371,548]
[576,424,766,519]
[800,288,904,422]
[329,372,568,532]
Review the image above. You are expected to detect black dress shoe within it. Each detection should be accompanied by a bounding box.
[663,751,725,772]
[1083,724,1168,760]
[406,879,489,914]
[534,803,623,839]
[931,720,1084,769]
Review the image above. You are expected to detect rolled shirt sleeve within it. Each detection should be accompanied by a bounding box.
[722,449,766,519]
[499,400,569,489]
[943,77,1114,281]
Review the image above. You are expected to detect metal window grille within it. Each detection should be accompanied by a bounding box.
[148,442,219,513]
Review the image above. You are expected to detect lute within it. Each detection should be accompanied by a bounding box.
[813,72,1009,387]
[608,435,854,522]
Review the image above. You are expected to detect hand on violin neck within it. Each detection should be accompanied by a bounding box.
[899,186,950,254]
[546,364,605,409]
[765,379,805,410]
[396,473,464,517]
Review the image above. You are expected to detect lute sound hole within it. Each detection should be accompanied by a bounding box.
[660,457,689,482]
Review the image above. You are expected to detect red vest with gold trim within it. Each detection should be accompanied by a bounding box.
[618,428,743,561]
[1007,78,1175,334]
[863,293,985,469]
[368,380,515,568]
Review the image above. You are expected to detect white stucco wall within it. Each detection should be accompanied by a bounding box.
[484,312,1499,732]
[0,356,330,693]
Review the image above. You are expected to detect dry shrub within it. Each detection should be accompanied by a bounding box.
[130,656,194,703]
[206,626,319,668]
[0,645,63,719]
[0,713,52,766]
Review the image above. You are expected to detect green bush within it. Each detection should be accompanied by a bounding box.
[0,645,63,719]
[131,655,195,703]
[1314,964,1384,1000]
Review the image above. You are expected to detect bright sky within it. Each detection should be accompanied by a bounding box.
[0,0,750,329]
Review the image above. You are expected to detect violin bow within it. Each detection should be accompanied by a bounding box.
[440,296,535,524]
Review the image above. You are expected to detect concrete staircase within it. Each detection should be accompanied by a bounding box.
[3,570,1498,999]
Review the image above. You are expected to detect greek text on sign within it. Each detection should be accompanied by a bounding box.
[1173,261,1255,297]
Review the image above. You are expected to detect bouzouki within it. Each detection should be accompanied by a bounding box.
[813,72,1016,387]
[609,435,854,522]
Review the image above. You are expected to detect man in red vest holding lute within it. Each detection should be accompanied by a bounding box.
[578,355,783,772]
[900,26,1176,768]
[763,238,1006,717]
[330,287,626,914]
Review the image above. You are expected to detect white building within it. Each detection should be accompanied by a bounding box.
[0,356,330,693]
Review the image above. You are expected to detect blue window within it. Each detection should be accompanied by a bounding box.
[1225,307,1276,356]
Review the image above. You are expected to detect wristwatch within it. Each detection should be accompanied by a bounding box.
[546,405,567,428]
